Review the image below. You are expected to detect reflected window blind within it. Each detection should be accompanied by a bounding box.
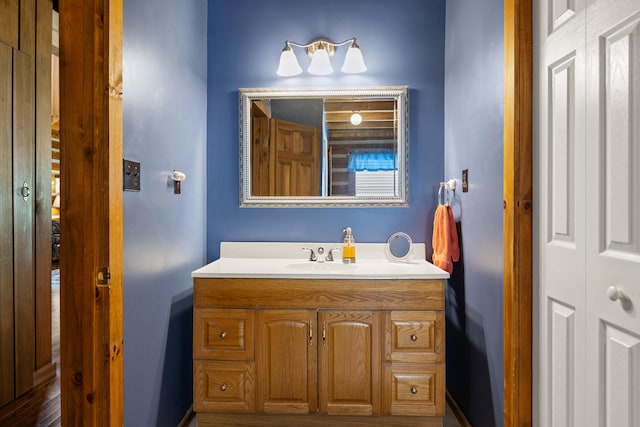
[355,170,397,196]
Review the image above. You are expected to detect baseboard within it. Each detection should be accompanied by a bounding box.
[178,405,194,427]
[32,361,57,388]
[446,390,472,427]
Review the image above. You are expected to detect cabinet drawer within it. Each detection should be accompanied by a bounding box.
[194,309,255,360]
[383,363,445,416]
[194,361,255,412]
[385,311,444,363]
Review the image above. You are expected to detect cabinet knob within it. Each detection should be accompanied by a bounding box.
[220,383,227,392]
[219,331,227,339]
[411,386,418,395]
[410,334,418,342]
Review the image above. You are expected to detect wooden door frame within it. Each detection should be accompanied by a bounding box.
[56,0,533,425]
[59,0,124,425]
[504,0,532,426]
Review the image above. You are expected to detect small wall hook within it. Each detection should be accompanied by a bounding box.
[171,170,186,194]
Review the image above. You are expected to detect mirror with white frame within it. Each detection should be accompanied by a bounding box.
[239,86,409,207]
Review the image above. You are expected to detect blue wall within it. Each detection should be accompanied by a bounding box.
[122,0,207,425]
[444,1,504,426]
[207,0,446,261]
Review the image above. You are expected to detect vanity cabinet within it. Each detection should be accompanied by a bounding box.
[193,277,445,426]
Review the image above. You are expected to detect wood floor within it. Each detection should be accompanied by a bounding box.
[0,290,61,426]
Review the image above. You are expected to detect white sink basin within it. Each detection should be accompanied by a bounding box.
[285,262,356,273]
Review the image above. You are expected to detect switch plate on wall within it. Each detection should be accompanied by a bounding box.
[462,169,468,192]
[123,159,141,191]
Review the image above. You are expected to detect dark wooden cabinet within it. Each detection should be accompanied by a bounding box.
[0,0,54,408]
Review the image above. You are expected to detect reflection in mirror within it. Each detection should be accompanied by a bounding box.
[240,87,409,207]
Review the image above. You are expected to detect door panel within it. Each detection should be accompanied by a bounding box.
[585,2,640,426]
[602,324,640,427]
[0,41,15,407]
[537,0,587,425]
[270,118,320,196]
[12,48,35,398]
[537,0,640,425]
[548,299,577,427]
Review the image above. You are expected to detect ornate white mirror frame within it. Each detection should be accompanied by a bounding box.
[239,86,409,207]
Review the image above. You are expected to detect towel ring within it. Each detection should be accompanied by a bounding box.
[438,182,450,205]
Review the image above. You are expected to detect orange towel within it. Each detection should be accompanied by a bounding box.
[431,204,459,273]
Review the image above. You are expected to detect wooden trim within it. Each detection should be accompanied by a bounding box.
[32,362,57,388]
[504,1,533,426]
[446,390,472,427]
[59,0,124,424]
[177,406,195,427]
[34,0,53,373]
[197,413,445,427]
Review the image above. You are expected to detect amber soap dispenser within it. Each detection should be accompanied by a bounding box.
[342,227,356,264]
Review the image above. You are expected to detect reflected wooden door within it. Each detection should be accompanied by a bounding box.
[269,119,320,196]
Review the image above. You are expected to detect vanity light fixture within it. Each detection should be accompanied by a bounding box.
[277,37,367,77]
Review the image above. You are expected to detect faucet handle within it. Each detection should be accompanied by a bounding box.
[302,247,317,261]
[326,248,340,262]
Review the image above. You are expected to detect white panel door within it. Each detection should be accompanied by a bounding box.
[585,1,640,425]
[536,0,587,425]
[537,0,640,426]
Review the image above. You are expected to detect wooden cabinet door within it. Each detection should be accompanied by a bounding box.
[318,310,381,415]
[256,310,317,414]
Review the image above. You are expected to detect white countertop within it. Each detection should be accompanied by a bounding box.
[192,242,450,280]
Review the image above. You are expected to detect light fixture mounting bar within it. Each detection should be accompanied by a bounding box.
[286,38,358,57]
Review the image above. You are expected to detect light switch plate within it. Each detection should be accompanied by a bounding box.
[462,169,469,192]
[123,159,140,191]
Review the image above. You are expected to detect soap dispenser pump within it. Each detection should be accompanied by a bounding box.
[342,227,356,264]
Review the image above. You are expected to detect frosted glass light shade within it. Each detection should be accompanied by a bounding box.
[341,45,367,73]
[307,47,333,75]
[277,48,302,76]
[350,112,363,125]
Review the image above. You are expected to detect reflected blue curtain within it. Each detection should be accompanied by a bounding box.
[347,150,396,171]
[348,150,398,172]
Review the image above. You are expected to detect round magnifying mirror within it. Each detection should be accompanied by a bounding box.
[385,232,414,262]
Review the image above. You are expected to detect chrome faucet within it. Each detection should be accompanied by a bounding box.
[326,248,340,262]
[302,247,318,261]
[302,246,340,262]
